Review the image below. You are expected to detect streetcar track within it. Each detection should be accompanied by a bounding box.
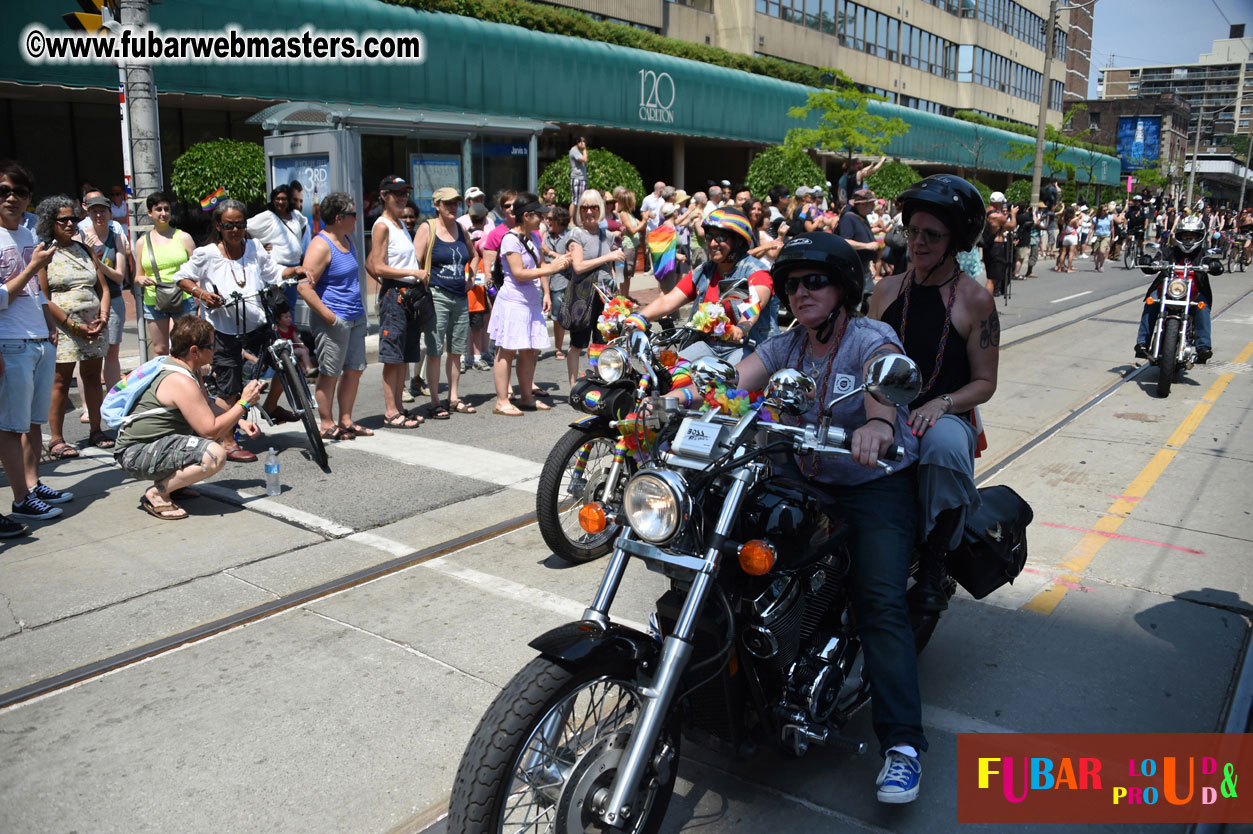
[6,284,1251,711]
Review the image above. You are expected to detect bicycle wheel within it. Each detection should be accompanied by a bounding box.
[274,346,329,471]
[1123,240,1137,270]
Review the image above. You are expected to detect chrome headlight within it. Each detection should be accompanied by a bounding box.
[1167,278,1187,299]
[623,470,690,543]
[597,346,629,383]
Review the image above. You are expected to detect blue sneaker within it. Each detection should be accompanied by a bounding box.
[11,494,63,521]
[876,751,921,804]
[32,481,73,505]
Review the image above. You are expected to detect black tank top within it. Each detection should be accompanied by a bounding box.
[880,279,971,411]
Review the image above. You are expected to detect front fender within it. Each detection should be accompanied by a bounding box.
[530,620,661,669]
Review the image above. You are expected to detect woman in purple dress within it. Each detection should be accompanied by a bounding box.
[488,193,570,417]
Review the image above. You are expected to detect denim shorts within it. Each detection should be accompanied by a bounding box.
[312,314,367,377]
[0,339,56,431]
[549,287,566,322]
[143,298,196,321]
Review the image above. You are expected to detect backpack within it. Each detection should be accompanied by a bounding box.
[101,357,196,429]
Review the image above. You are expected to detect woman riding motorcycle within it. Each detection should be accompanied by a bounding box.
[634,206,777,359]
[732,232,927,804]
[1134,214,1214,364]
[869,174,999,612]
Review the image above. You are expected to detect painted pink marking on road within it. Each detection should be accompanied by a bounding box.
[1107,494,1144,502]
[1039,521,1205,555]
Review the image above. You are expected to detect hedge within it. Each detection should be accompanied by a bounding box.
[537,148,645,207]
[745,146,825,201]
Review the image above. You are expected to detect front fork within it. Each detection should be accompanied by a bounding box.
[587,467,755,828]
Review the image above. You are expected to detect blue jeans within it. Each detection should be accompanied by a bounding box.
[782,463,926,757]
[1137,293,1211,350]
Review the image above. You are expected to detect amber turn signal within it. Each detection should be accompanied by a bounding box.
[738,539,776,576]
[658,349,678,368]
[579,503,608,534]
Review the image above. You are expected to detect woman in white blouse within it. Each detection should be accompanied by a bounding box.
[174,200,306,462]
[246,185,308,308]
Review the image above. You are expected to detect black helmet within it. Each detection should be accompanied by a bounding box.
[770,232,864,316]
[898,174,986,252]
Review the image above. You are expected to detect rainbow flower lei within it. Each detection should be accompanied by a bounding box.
[597,296,638,339]
[688,302,733,339]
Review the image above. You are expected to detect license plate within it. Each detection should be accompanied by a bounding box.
[671,417,724,458]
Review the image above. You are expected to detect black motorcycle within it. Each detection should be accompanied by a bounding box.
[1140,257,1220,398]
[452,355,1029,833]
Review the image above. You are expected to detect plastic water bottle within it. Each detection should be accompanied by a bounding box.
[265,448,281,496]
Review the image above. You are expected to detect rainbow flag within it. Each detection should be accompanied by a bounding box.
[200,186,226,211]
[739,299,761,321]
[648,225,677,283]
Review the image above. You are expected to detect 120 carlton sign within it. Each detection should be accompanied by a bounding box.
[638,70,675,124]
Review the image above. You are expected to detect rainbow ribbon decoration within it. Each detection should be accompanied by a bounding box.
[200,186,227,211]
[648,225,677,282]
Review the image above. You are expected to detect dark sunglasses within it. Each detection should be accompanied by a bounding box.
[54,215,78,225]
[782,273,834,295]
[706,229,734,244]
[0,184,31,201]
[218,221,247,231]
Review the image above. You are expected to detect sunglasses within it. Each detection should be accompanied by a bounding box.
[706,230,734,244]
[0,184,31,201]
[54,215,77,225]
[218,221,247,231]
[782,273,834,295]
[903,226,949,245]
[194,342,214,351]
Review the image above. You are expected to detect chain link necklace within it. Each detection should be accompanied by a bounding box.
[794,315,850,478]
[897,264,961,399]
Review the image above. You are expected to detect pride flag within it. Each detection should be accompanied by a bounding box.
[648,225,677,283]
[200,186,227,211]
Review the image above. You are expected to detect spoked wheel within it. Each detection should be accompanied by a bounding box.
[537,426,630,563]
[275,348,329,471]
[450,657,679,834]
[1123,243,1136,270]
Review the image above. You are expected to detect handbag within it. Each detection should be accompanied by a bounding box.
[944,485,1034,599]
[884,224,907,252]
[399,220,438,326]
[146,232,185,314]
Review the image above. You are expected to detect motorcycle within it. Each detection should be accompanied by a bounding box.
[1140,257,1220,398]
[536,327,752,564]
[453,355,971,834]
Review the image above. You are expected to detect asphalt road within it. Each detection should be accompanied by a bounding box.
[3,255,1252,834]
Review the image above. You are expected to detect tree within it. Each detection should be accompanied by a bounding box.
[170,139,266,207]
[745,145,825,200]
[783,69,909,165]
[1003,131,1074,182]
[954,123,997,183]
[863,161,921,201]
[537,148,645,206]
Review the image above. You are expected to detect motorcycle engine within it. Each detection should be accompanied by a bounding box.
[741,556,845,693]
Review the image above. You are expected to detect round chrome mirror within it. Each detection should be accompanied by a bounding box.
[623,327,657,384]
[865,354,921,407]
[687,356,738,389]
[764,369,817,416]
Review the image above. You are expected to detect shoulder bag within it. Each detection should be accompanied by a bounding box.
[146,232,186,314]
[398,220,436,327]
[558,232,601,332]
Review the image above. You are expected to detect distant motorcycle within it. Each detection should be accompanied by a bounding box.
[1140,257,1220,397]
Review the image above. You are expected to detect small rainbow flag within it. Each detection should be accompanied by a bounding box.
[200,186,227,211]
[648,225,677,283]
[739,299,761,321]
[586,343,605,372]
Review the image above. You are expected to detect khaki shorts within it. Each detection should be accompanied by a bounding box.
[424,286,469,357]
[1092,235,1111,254]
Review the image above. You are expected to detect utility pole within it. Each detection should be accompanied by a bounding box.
[1185,102,1235,209]
[1237,135,1252,218]
[1029,0,1059,208]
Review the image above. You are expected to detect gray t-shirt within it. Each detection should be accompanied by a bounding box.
[569,145,587,181]
[754,317,919,486]
[569,226,615,285]
[543,228,575,292]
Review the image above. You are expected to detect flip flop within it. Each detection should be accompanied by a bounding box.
[449,400,477,414]
[492,406,525,417]
[141,495,187,521]
[343,424,374,437]
[383,412,422,429]
[47,441,79,459]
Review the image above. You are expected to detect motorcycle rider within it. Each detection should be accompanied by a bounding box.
[633,207,777,357]
[1134,215,1214,364]
[733,232,927,804]
[870,174,998,613]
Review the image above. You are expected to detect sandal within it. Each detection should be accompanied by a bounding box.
[492,405,525,417]
[342,424,374,437]
[449,400,477,414]
[89,431,115,449]
[320,426,354,441]
[554,350,566,360]
[429,402,451,420]
[517,400,552,412]
[383,412,423,429]
[141,494,187,521]
[48,440,79,459]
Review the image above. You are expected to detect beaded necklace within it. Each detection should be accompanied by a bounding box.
[794,314,850,478]
[897,263,961,398]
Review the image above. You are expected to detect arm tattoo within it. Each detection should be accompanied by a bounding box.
[979,309,1001,349]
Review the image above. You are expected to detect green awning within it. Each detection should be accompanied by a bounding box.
[1,0,1120,184]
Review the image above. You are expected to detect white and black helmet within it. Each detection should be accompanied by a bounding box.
[1175,215,1206,254]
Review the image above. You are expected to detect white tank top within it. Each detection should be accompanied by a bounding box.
[374,215,419,273]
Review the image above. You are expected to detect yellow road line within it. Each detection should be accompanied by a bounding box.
[1023,338,1253,615]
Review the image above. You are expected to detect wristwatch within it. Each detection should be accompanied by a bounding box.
[940,394,954,411]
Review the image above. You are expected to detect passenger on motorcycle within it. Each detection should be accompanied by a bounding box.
[869,174,999,612]
[633,207,777,359]
[733,232,927,804]
[1135,215,1214,364]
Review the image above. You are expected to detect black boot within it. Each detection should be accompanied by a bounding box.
[911,548,949,612]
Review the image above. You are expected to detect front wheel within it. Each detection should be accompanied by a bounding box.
[1156,317,1180,398]
[1123,242,1136,270]
[276,349,329,471]
[537,426,630,563]
[449,656,679,834]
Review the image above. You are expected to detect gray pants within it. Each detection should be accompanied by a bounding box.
[917,414,980,550]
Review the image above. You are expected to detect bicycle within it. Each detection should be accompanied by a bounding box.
[217,279,329,472]
[1123,235,1143,270]
[1226,233,1249,273]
